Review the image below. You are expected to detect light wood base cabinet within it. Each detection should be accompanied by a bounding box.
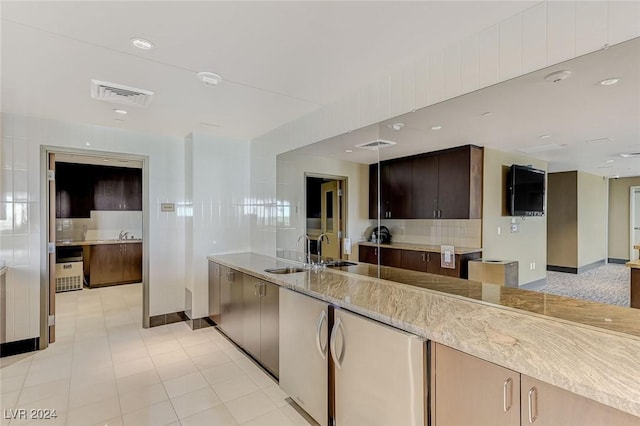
[521,375,639,426]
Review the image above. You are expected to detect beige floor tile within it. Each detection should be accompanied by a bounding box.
[122,399,178,426]
[201,362,245,385]
[191,350,232,370]
[17,378,70,406]
[169,386,221,419]
[162,371,208,398]
[247,370,277,389]
[212,375,259,402]
[224,390,278,424]
[65,395,121,426]
[113,356,155,379]
[68,378,118,410]
[111,345,149,365]
[151,348,190,367]
[242,409,297,426]
[155,358,198,382]
[179,405,239,426]
[145,340,182,356]
[116,369,161,395]
[177,333,212,348]
[0,374,26,393]
[119,382,168,414]
[279,404,315,426]
[262,384,290,408]
[91,415,123,426]
[23,366,72,388]
[182,341,222,358]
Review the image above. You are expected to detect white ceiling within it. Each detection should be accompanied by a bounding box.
[294,37,640,178]
[1,1,538,140]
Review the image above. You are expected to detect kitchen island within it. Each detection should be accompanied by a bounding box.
[209,252,640,419]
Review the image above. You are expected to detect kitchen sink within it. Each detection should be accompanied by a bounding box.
[264,267,306,274]
[326,261,357,267]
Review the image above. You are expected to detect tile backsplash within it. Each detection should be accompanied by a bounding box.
[56,210,142,241]
[372,219,482,248]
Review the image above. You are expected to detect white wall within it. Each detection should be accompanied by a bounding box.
[250,0,640,255]
[185,131,251,319]
[0,113,186,342]
[577,172,608,268]
[275,152,369,260]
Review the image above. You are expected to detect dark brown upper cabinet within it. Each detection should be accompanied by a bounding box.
[56,163,142,218]
[369,145,483,220]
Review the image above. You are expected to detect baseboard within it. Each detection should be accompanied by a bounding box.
[520,278,547,290]
[186,317,213,330]
[577,259,605,274]
[608,258,629,265]
[0,337,39,358]
[149,311,186,327]
[547,265,578,274]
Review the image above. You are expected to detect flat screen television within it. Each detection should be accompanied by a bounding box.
[507,165,545,216]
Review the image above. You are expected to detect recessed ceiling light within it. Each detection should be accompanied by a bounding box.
[130,37,154,50]
[585,137,612,144]
[619,152,640,158]
[387,122,404,131]
[197,71,223,87]
[113,109,127,115]
[544,70,572,83]
[431,125,442,130]
[345,149,353,153]
[85,141,91,146]
[605,159,615,163]
[599,78,620,86]
[539,134,551,139]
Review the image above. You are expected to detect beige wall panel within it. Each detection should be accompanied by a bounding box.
[609,176,640,260]
[547,172,578,268]
[577,172,607,267]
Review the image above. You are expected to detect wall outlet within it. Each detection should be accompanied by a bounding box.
[510,223,519,233]
[343,238,351,255]
[497,226,501,235]
[529,262,536,270]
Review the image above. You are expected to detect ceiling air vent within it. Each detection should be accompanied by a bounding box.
[90,79,154,108]
[355,139,397,150]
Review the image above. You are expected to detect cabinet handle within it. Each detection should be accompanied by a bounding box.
[421,253,425,262]
[329,316,344,370]
[433,209,437,218]
[427,252,430,262]
[528,387,538,423]
[254,283,259,297]
[503,377,513,412]
[315,310,328,360]
[438,209,442,218]
[374,248,377,256]
[260,283,266,297]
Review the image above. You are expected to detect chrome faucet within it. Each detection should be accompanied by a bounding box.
[317,233,329,262]
[297,234,312,267]
[118,229,129,240]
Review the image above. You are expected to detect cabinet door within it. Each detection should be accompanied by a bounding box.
[121,168,142,211]
[242,276,262,359]
[55,163,94,218]
[379,162,392,218]
[208,262,221,323]
[387,160,412,218]
[332,308,426,426]
[94,168,123,210]
[219,267,244,345]
[358,245,378,264]
[426,251,442,275]
[368,164,379,219]
[400,250,428,272]
[380,247,401,268]
[437,147,471,219]
[412,154,439,219]
[218,266,232,334]
[433,343,520,426]
[279,289,329,426]
[260,282,279,377]
[521,375,639,426]
[121,243,142,283]
[89,244,123,286]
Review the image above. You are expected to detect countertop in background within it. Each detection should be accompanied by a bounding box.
[358,241,481,254]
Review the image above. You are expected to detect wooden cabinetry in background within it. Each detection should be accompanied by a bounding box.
[56,163,142,218]
[368,145,483,219]
[88,242,142,287]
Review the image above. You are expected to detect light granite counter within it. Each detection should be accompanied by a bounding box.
[56,239,142,246]
[359,241,481,255]
[208,252,640,418]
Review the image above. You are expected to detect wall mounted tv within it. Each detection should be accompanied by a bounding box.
[507,164,545,216]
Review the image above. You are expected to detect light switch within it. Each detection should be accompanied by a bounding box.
[343,238,351,255]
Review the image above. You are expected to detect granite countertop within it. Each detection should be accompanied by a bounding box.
[0,259,6,277]
[626,259,640,269]
[358,241,481,255]
[208,252,640,418]
[56,239,143,246]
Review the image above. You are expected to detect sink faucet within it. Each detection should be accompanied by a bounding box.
[297,234,312,267]
[118,229,129,240]
[317,233,329,262]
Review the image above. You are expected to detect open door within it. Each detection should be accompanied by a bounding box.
[632,186,640,261]
[320,181,341,259]
[48,153,56,343]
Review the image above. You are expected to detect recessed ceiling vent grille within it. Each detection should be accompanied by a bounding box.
[90,79,154,108]
[355,139,397,150]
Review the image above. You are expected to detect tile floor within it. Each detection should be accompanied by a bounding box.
[0,283,314,426]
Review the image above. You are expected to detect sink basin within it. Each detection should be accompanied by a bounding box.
[264,267,306,274]
[326,261,357,267]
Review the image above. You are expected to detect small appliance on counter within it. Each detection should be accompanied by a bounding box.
[367,226,392,244]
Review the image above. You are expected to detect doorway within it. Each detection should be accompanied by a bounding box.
[631,186,640,261]
[305,175,347,261]
[41,147,149,348]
